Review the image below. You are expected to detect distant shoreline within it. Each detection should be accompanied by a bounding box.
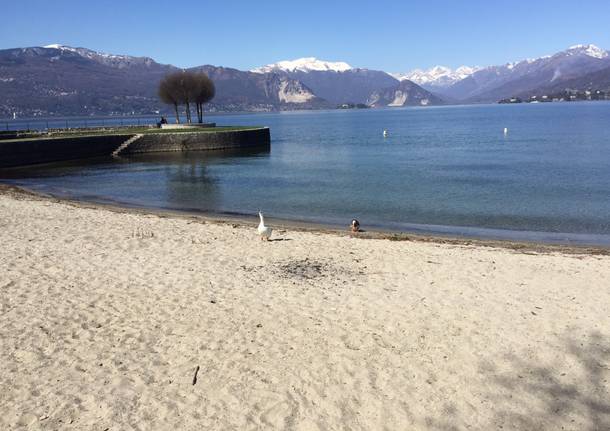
[4,100,610,126]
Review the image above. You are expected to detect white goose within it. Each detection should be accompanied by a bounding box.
[257,211,272,241]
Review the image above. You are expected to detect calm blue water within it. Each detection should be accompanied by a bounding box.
[3,103,610,245]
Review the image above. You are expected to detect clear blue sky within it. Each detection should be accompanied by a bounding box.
[2,0,610,72]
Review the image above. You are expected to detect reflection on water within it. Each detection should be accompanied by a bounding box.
[2,104,610,245]
[2,146,271,213]
[132,148,269,210]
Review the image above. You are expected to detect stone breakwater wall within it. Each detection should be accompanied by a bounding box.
[0,128,270,168]
[0,134,130,168]
[122,128,270,154]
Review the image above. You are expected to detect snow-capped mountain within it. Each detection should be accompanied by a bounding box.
[564,44,608,59]
[390,44,609,102]
[439,44,610,102]
[43,44,158,68]
[189,65,324,108]
[252,57,353,73]
[392,65,480,89]
[252,57,402,105]
[44,43,127,59]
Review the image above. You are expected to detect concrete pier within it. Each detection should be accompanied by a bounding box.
[0,127,270,168]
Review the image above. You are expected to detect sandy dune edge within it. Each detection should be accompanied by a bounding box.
[1,192,609,430]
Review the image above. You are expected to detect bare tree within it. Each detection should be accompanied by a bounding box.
[158,74,181,123]
[179,71,196,124]
[158,71,215,124]
[193,73,215,123]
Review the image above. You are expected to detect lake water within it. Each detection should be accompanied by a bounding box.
[3,103,610,245]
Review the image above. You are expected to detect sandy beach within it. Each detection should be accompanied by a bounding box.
[1,187,609,430]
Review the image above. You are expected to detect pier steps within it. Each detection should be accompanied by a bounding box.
[112,134,143,157]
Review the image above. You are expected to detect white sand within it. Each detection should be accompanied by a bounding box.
[1,191,609,430]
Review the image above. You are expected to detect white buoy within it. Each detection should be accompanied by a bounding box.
[383,129,388,137]
[503,127,508,135]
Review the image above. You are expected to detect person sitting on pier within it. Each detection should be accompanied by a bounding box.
[157,116,168,128]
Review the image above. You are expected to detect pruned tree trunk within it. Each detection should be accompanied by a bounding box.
[173,103,180,124]
[185,101,192,123]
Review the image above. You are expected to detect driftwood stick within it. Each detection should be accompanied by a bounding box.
[192,365,200,385]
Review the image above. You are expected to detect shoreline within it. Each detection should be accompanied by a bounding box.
[2,183,608,256]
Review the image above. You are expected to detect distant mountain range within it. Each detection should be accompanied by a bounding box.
[0,46,438,117]
[533,64,610,98]
[399,44,610,103]
[0,44,609,117]
[0,46,330,117]
[439,45,610,102]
